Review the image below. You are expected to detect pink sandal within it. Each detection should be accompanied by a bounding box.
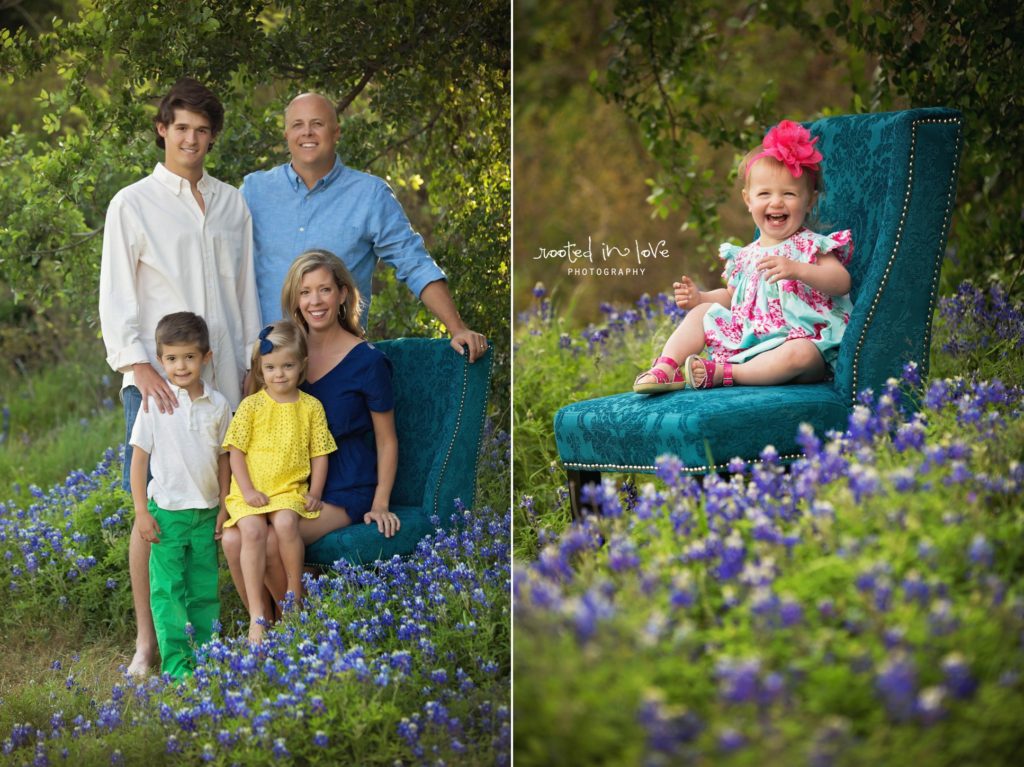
[684,354,734,389]
[633,355,685,394]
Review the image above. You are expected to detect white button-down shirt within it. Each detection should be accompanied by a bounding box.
[99,163,262,409]
[129,383,231,510]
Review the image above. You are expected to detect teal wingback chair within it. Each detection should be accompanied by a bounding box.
[305,338,492,567]
[554,108,963,516]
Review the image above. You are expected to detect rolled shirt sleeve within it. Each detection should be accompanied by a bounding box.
[243,157,446,327]
[367,181,446,301]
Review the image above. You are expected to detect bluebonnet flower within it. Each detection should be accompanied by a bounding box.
[636,692,703,757]
[817,598,837,620]
[915,686,947,726]
[715,657,761,704]
[901,360,921,387]
[928,599,958,636]
[967,533,994,569]
[571,585,616,643]
[271,738,289,758]
[606,536,639,572]
[717,727,746,752]
[655,454,684,488]
[941,653,977,699]
[875,653,917,721]
[779,597,803,627]
[847,464,880,502]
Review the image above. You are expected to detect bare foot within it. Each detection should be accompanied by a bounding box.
[248,620,265,646]
[127,646,155,677]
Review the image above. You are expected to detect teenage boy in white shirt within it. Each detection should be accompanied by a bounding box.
[99,78,260,676]
[129,312,231,679]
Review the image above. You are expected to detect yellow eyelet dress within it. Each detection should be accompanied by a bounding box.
[222,389,337,525]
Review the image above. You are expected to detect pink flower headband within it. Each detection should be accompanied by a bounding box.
[745,120,822,179]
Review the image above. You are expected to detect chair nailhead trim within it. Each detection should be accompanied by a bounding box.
[563,453,803,474]
[849,115,963,406]
[432,347,493,517]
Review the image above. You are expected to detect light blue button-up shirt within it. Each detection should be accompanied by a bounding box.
[241,157,446,326]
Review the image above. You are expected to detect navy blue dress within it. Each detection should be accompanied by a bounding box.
[300,341,394,523]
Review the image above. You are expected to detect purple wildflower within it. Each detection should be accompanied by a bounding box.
[875,653,917,721]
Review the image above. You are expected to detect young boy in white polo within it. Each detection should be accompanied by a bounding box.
[129,312,231,678]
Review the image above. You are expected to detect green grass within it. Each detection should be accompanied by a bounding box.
[0,336,122,503]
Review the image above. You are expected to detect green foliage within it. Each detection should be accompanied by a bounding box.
[595,0,1024,296]
[513,289,1024,765]
[0,0,509,379]
[0,322,122,501]
[513,289,674,559]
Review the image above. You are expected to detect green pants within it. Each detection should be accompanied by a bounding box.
[149,501,220,679]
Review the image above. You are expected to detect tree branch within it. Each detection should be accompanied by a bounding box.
[28,226,103,256]
[2,0,45,35]
[643,4,679,146]
[337,67,377,114]
[364,103,446,167]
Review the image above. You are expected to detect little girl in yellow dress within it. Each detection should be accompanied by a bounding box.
[223,320,336,644]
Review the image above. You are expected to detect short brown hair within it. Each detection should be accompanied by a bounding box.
[155,312,210,355]
[154,78,225,149]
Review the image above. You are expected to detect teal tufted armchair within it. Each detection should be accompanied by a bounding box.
[304,338,492,567]
[554,108,964,517]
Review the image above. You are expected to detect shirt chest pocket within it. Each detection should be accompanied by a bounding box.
[212,233,244,279]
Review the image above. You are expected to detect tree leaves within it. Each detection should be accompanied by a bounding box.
[0,0,510,358]
[594,0,1024,296]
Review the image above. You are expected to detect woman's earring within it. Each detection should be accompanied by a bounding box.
[340,303,347,321]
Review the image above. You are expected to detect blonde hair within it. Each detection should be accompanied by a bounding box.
[280,249,364,337]
[250,320,307,392]
[739,149,826,230]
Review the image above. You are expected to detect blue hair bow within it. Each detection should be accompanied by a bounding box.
[258,325,274,355]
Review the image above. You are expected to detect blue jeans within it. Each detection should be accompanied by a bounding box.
[121,385,142,492]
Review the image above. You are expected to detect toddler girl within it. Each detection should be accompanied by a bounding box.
[633,120,853,394]
[223,320,336,643]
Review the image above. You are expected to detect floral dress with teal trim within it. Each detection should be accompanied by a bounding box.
[703,228,854,367]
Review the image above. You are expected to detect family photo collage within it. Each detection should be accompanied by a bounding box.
[0,1,1022,764]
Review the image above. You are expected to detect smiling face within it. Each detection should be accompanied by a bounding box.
[742,159,817,247]
[158,343,210,399]
[284,94,341,182]
[298,266,348,332]
[260,347,304,401]
[156,108,214,181]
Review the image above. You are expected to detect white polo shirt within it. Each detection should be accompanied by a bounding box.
[129,383,232,510]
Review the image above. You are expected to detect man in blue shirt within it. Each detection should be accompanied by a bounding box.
[242,93,487,361]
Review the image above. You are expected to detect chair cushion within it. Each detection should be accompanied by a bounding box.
[554,384,849,473]
[305,505,433,567]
